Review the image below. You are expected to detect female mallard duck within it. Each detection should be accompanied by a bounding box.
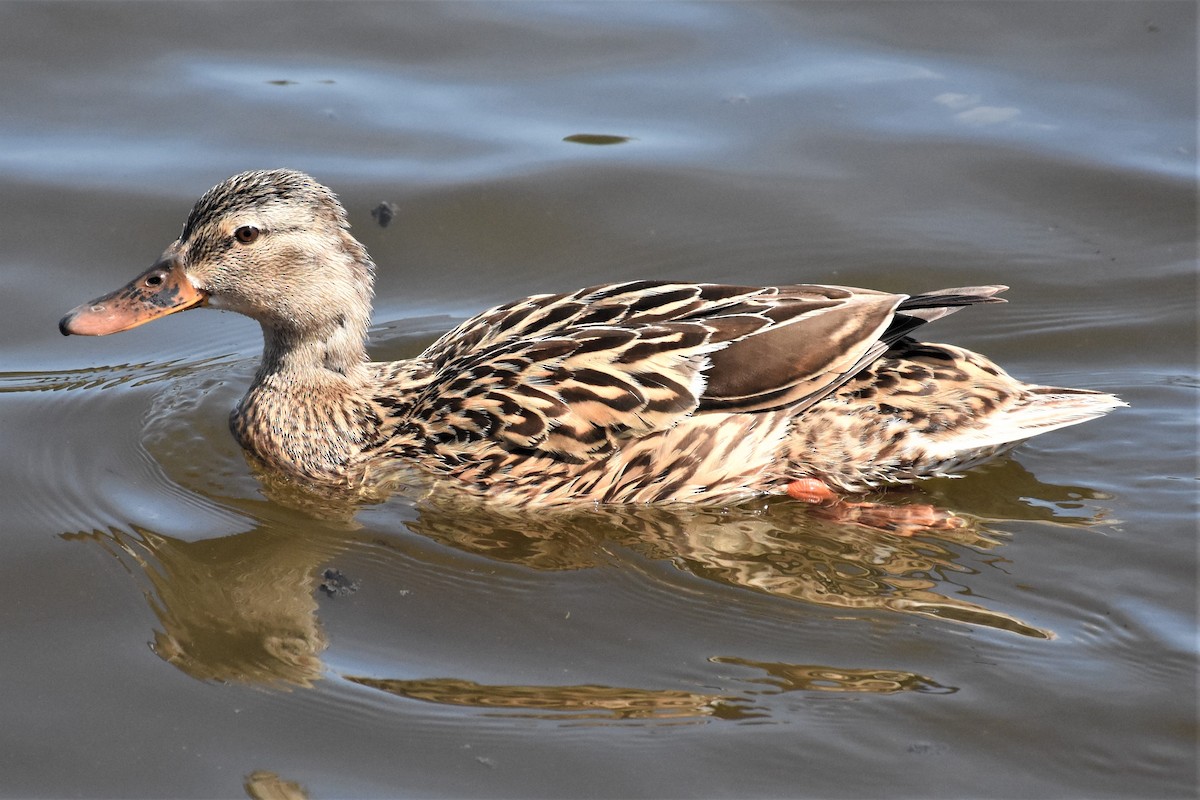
[60,169,1123,506]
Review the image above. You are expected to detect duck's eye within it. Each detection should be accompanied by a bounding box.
[234,225,260,244]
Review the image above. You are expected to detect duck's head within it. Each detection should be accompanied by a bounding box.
[60,170,375,341]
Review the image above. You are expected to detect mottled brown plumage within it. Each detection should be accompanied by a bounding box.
[61,170,1125,506]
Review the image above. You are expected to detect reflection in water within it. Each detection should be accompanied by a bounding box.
[711,656,956,695]
[64,525,345,687]
[60,457,1117,706]
[344,675,757,721]
[406,493,1056,639]
[60,452,1127,717]
[915,458,1119,525]
[66,516,957,719]
[245,458,1100,641]
[345,656,956,721]
[243,771,309,800]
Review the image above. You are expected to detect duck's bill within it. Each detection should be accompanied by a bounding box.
[59,261,208,336]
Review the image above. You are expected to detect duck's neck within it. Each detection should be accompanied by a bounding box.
[254,236,377,388]
[232,307,379,482]
[257,309,371,385]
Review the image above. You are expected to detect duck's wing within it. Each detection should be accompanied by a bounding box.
[405,282,1006,462]
[419,280,765,367]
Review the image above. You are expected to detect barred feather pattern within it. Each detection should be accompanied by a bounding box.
[336,281,1120,504]
[352,281,905,503]
[781,339,1124,491]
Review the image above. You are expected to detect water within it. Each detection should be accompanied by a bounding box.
[1,2,1195,797]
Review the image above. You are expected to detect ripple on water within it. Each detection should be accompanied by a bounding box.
[1,357,253,539]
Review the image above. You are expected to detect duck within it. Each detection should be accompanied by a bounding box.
[60,169,1124,507]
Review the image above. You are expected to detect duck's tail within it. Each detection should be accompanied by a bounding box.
[968,384,1127,448]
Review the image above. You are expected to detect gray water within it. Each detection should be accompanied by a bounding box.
[1,3,1196,798]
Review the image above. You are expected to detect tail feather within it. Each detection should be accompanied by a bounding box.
[897,285,1008,324]
[1002,385,1127,435]
[939,386,1126,455]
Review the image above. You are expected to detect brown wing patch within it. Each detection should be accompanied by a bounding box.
[703,293,900,412]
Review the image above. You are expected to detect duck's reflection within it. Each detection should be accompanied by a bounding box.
[343,655,956,722]
[342,675,758,721]
[66,525,341,687]
[243,770,309,800]
[711,656,957,695]
[404,492,1053,638]
[65,463,1110,708]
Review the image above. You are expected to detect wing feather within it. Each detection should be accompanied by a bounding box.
[405,282,1007,463]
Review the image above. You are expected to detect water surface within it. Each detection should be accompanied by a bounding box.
[1,3,1195,798]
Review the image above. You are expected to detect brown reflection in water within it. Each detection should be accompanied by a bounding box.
[344,675,758,721]
[63,520,953,715]
[406,494,1056,639]
[252,447,1107,635]
[343,655,953,720]
[924,460,1120,527]
[712,656,956,695]
[64,525,346,687]
[244,770,309,800]
[62,459,1111,690]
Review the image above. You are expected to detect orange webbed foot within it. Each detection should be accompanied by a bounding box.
[785,478,840,505]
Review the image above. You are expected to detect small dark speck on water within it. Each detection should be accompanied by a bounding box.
[266,78,336,86]
[371,202,398,228]
[319,568,359,598]
[563,133,633,146]
[907,742,950,756]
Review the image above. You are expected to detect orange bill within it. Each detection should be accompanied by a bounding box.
[59,260,207,336]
